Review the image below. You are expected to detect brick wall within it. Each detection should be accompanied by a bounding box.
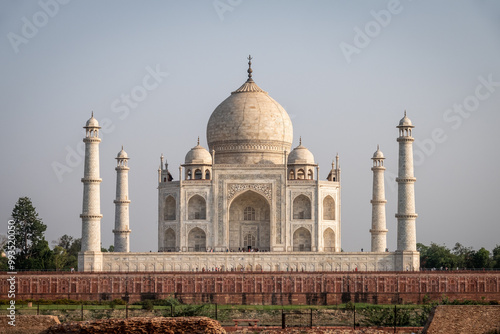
[1,271,498,304]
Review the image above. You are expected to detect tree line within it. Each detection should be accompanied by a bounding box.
[2,197,500,271]
[418,242,500,270]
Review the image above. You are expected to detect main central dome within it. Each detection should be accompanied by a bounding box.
[206,58,293,164]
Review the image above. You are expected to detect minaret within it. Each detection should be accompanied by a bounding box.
[335,153,341,182]
[396,111,418,251]
[80,113,102,253]
[158,154,164,183]
[370,145,388,252]
[113,146,131,252]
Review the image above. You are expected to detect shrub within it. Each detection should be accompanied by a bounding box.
[345,301,355,311]
[53,298,80,305]
[110,299,126,308]
[175,304,211,317]
[155,296,181,306]
[361,306,422,327]
[143,299,154,311]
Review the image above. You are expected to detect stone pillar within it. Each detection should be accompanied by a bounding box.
[80,113,103,253]
[396,112,418,251]
[370,146,388,252]
[113,147,131,252]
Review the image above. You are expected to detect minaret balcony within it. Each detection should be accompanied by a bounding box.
[81,177,102,183]
[395,213,418,219]
[80,214,103,219]
[395,177,417,183]
[113,199,131,204]
[370,199,387,204]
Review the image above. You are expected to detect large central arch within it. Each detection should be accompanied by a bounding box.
[229,190,270,251]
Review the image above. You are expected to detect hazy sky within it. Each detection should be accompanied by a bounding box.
[1,0,499,253]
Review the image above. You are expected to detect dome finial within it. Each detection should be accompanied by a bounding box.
[377,144,379,150]
[299,136,302,146]
[91,111,94,117]
[247,55,253,81]
[404,110,407,117]
[197,136,200,146]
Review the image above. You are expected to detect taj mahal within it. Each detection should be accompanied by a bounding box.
[78,57,419,272]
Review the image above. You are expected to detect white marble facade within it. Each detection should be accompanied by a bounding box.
[79,58,420,272]
[158,165,341,254]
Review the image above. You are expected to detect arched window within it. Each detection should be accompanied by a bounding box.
[323,228,335,252]
[205,170,210,180]
[188,195,206,220]
[164,228,176,251]
[323,195,335,220]
[188,227,206,252]
[308,169,314,180]
[297,169,305,179]
[289,169,295,180]
[244,207,256,221]
[293,227,311,251]
[164,196,176,220]
[194,169,202,179]
[187,170,192,180]
[293,195,311,219]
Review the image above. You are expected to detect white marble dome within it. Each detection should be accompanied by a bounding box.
[185,142,212,165]
[372,146,384,159]
[85,114,99,128]
[399,111,413,127]
[288,142,315,164]
[206,74,293,165]
[117,147,128,159]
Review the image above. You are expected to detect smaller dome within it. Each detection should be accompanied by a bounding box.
[117,146,128,159]
[288,139,315,165]
[398,111,413,127]
[372,145,384,159]
[85,112,100,128]
[185,140,212,165]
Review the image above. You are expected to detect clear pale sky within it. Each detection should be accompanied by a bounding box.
[1,0,499,253]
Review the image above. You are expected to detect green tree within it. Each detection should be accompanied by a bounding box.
[473,247,490,269]
[26,239,53,269]
[0,234,8,270]
[57,234,74,250]
[452,243,475,269]
[417,243,430,267]
[492,245,500,269]
[10,197,52,269]
[420,243,456,269]
[52,246,69,270]
[101,245,114,252]
[56,234,80,270]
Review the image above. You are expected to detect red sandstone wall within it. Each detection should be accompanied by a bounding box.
[1,271,499,305]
